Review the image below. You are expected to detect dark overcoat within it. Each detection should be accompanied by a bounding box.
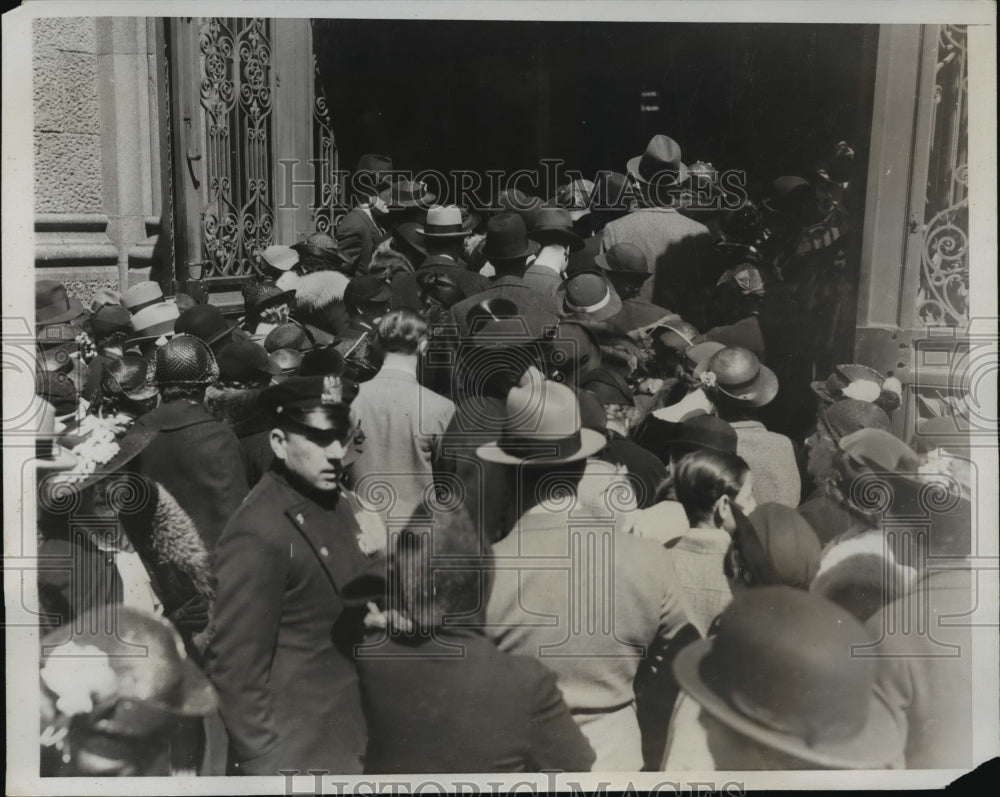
[134,399,249,550]
[335,208,386,273]
[205,467,385,775]
[357,628,595,774]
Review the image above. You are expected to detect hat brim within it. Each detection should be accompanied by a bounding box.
[555,286,624,324]
[483,239,541,263]
[530,228,585,252]
[124,331,176,349]
[51,420,159,493]
[475,428,607,465]
[717,364,779,408]
[36,296,86,326]
[204,320,239,347]
[810,381,840,405]
[626,156,690,188]
[673,640,904,770]
[291,243,349,264]
[381,190,438,209]
[595,252,652,282]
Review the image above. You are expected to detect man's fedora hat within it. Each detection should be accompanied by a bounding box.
[216,338,280,382]
[100,354,159,403]
[291,232,350,265]
[482,212,540,263]
[393,221,429,258]
[594,242,650,282]
[36,280,85,326]
[90,287,123,313]
[673,587,904,769]
[701,346,779,408]
[154,333,219,388]
[416,205,476,239]
[127,301,180,346]
[85,305,132,340]
[174,304,237,348]
[476,368,607,465]
[627,134,690,187]
[528,207,584,251]
[355,153,394,192]
[556,272,623,323]
[121,281,170,314]
[380,179,436,209]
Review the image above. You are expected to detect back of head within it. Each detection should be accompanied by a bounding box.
[674,448,750,526]
[375,309,427,355]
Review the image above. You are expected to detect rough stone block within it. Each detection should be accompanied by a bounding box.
[59,51,100,135]
[34,133,103,213]
[32,47,63,132]
[33,17,96,54]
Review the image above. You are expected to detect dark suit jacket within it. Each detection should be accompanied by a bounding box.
[389,255,491,312]
[357,628,595,774]
[205,468,385,775]
[335,208,386,273]
[600,431,668,509]
[134,400,249,550]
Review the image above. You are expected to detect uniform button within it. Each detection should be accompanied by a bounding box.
[320,547,329,557]
[295,513,304,525]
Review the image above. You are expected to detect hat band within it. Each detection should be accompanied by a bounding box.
[37,296,73,319]
[565,289,612,315]
[424,222,468,235]
[126,296,165,314]
[716,370,761,393]
[499,430,582,460]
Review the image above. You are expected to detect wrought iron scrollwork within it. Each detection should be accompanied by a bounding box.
[199,18,275,279]
[917,24,968,327]
[311,35,340,235]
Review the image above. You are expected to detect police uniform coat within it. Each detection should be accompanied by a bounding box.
[205,467,385,775]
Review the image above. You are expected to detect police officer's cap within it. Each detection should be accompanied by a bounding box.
[260,374,358,431]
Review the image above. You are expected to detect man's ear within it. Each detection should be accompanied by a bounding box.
[270,428,288,461]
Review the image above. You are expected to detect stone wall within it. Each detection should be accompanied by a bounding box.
[32,17,163,306]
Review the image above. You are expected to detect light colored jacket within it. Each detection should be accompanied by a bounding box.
[730,420,801,508]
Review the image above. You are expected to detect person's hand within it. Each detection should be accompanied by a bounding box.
[363,602,413,634]
[168,595,210,633]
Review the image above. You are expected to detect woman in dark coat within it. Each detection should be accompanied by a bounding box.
[355,507,595,774]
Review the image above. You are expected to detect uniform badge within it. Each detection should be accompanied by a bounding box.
[321,375,343,405]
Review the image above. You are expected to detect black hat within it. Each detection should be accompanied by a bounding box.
[496,188,543,221]
[154,334,220,387]
[216,338,280,382]
[355,153,394,193]
[380,179,436,209]
[36,280,85,326]
[291,232,349,265]
[483,212,540,263]
[344,274,392,308]
[243,278,295,316]
[674,413,738,455]
[594,242,650,282]
[86,305,132,339]
[100,354,159,402]
[627,135,689,187]
[260,374,359,431]
[263,321,316,353]
[417,271,467,309]
[528,207,584,251]
[174,304,237,347]
[297,345,346,377]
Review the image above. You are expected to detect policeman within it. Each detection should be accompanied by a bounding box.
[205,374,386,775]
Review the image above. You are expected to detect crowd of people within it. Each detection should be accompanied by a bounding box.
[32,134,975,777]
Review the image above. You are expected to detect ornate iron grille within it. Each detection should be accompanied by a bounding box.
[311,34,341,235]
[199,18,275,279]
[917,24,968,327]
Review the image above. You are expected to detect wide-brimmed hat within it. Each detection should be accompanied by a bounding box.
[476,368,606,465]
[40,606,218,746]
[243,279,296,316]
[126,301,180,347]
[673,586,904,769]
[216,338,280,382]
[85,305,132,340]
[701,346,779,407]
[174,303,237,348]
[626,134,689,187]
[291,232,349,265]
[260,244,300,274]
[36,280,85,326]
[482,212,540,263]
[594,242,650,282]
[380,179,436,209]
[528,207,584,251]
[417,205,476,239]
[120,281,169,314]
[49,414,160,493]
[556,272,623,323]
[154,333,219,387]
[100,354,159,403]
